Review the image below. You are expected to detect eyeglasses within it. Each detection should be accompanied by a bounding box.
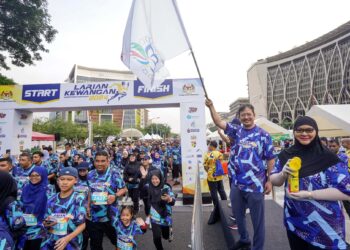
[30,174,41,178]
[295,128,315,134]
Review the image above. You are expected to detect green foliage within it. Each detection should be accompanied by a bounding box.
[93,122,121,141]
[0,74,17,85]
[144,123,171,138]
[0,0,57,70]
[33,118,87,141]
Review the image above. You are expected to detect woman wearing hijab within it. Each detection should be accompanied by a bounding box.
[0,171,25,249]
[18,166,48,250]
[270,116,350,250]
[148,169,175,250]
[124,153,142,214]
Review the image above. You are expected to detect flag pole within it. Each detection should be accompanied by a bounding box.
[172,0,209,99]
[190,50,209,99]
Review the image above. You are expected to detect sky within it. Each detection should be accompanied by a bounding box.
[2,0,350,133]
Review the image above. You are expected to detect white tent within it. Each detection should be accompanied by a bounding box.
[143,133,152,140]
[255,117,290,135]
[306,105,350,137]
[207,130,220,140]
[120,128,143,138]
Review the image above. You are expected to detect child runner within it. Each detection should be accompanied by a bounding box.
[18,166,48,250]
[42,167,86,250]
[112,205,147,250]
[0,171,25,249]
[148,169,175,250]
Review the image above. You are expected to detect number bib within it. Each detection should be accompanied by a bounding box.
[91,192,108,205]
[117,235,133,250]
[75,185,89,194]
[51,213,68,236]
[23,214,37,226]
[150,207,161,222]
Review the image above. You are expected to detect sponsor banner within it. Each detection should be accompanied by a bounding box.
[13,111,32,155]
[0,85,22,103]
[180,102,208,195]
[173,78,204,97]
[22,84,60,103]
[134,79,173,99]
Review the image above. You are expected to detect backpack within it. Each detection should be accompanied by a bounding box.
[213,159,224,177]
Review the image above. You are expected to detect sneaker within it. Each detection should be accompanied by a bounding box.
[145,217,150,225]
[231,241,251,250]
[228,224,238,230]
[229,216,236,223]
[168,227,174,242]
[228,202,232,208]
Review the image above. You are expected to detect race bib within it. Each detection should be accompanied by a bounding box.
[51,213,69,236]
[150,207,161,222]
[23,214,37,226]
[117,235,133,250]
[91,192,108,205]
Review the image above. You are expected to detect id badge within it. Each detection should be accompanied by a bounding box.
[23,214,37,226]
[51,213,68,236]
[150,207,161,222]
[91,192,108,205]
[117,236,133,250]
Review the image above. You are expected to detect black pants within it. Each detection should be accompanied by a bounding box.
[86,219,117,250]
[129,188,140,213]
[172,164,181,179]
[151,223,170,250]
[81,228,89,250]
[343,200,350,217]
[287,230,323,250]
[23,238,42,250]
[143,197,151,216]
[207,180,227,223]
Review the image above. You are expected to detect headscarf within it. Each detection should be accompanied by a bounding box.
[148,169,165,204]
[0,172,17,215]
[21,166,48,222]
[278,116,340,178]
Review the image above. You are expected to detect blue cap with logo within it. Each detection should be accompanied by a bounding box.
[77,162,89,170]
[58,167,78,178]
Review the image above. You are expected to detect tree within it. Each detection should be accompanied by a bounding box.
[93,122,121,141]
[0,74,16,85]
[0,0,57,70]
[144,123,171,138]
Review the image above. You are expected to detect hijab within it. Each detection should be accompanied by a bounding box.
[148,169,165,204]
[0,172,17,215]
[278,116,340,178]
[21,166,48,222]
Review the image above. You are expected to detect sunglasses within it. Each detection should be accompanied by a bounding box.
[295,128,315,134]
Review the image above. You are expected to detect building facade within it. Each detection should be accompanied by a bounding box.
[50,65,149,129]
[228,97,250,118]
[248,21,350,127]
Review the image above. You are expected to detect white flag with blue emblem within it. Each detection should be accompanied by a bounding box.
[122,0,191,89]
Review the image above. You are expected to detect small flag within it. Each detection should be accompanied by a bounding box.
[122,0,191,89]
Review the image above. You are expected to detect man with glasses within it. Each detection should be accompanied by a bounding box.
[12,152,35,199]
[206,100,275,250]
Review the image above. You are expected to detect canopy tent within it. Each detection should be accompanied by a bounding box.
[306,105,350,137]
[32,132,55,141]
[207,130,220,140]
[151,134,162,140]
[120,128,143,138]
[255,117,290,135]
[142,133,152,140]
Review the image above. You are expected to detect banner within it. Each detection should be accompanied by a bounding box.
[180,101,209,194]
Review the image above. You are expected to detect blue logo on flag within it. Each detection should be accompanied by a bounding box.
[134,80,173,99]
[22,84,60,103]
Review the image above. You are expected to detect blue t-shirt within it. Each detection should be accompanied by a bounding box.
[171,146,182,165]
[225,123,275,193]
[12,164,36,200]
[41,192,86,250]
[112,219,144,249]
[87,167,125,222]
[272,159,350,249]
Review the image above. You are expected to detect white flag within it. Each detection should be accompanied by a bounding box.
[122,0,191,89]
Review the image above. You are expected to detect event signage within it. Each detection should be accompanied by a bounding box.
[63,82,130,104]
[134,79,173,99]
[22,84,60,103]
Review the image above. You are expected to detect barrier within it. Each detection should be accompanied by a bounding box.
[191,160,204,249]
